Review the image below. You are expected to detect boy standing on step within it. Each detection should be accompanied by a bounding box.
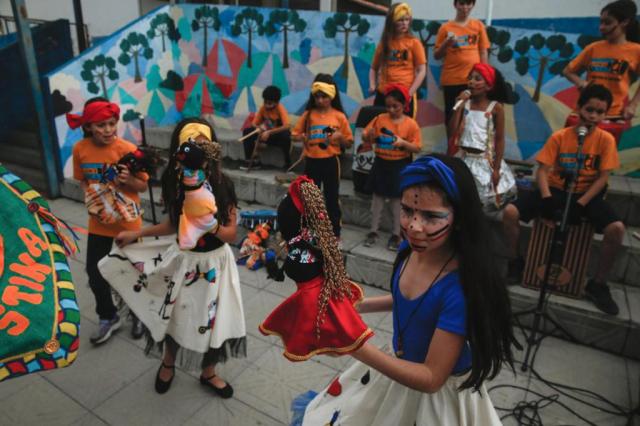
[502,84,625,315]
[240,86,292,171]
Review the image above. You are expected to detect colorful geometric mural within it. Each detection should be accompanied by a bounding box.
[46,4,640,178]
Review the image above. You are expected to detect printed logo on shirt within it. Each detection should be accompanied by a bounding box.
[590,57,630,77]
[309,125,330,142]
[263,118,283,130]
[80,162,110,182]
[453,34,479,48]
[556,152,601,188]
[387,49,409,62]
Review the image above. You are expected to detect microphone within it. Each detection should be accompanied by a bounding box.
[577,126,588,147]
[452,90,471,111]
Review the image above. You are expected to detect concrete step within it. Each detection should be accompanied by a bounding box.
[146,125,640,227]
[60,168,640,289]
[146,126,356,180]
[0,143,43,169]
[1,161,49,194]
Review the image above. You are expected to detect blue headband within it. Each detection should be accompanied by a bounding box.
[399,156,460,202]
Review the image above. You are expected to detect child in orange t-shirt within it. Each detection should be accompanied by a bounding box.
[240,85,292,170]
[68,97,149,345]
[292,74,354,238]
[435,0,490,144]
[369,3,427,118]
[502,85,625,316]
[563,1,640,125]
[361,84,421,250]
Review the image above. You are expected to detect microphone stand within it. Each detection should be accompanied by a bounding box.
[514,127,587,372]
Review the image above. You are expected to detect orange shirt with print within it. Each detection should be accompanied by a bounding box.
[372,35,427,92]
[73,137,149,237]
[292,108,354,159]
[536,126,619,194]
[364,112,422,161]
[435,19,490,86]
[566,40,640,116]
[252,103,290,129]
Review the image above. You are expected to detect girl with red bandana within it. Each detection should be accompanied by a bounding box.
[68,97,149,345]
[361,84,422,251]
[448,64,516,211]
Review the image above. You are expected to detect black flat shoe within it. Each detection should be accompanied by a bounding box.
[200,374,233,399]
[155,362,175,394]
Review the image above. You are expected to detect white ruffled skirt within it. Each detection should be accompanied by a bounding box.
[98,236,246,367]
[299,358,502,425]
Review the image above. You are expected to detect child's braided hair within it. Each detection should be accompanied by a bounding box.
[299,181,352,337]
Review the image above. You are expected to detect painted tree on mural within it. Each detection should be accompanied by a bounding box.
[147,13,180,53]
[513,33,574,102]
[487,27,513,62]
[231,8,265,69]
[118,32,154,83]
[411,19,441,96]
[264,9,307,69]
[324,13,370,78]
[81,54,119,98]
[191,6,221,67]
[412,19,441,58]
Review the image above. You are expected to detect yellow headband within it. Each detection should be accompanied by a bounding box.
[311,82,336,100]
[179,123,212,145]
[393,3,412,21]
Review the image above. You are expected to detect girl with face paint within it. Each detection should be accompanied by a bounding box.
[296,155,517,426]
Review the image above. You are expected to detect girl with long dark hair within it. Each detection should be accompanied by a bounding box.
[563,0,640,125]
[295,154,517,425]
[98,117,246,398]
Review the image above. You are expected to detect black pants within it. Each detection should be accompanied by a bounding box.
[242,127,292,166]
[86,233,117,320]
[305,156,342,237]
[373,91,416,118]
[443,84,468,133]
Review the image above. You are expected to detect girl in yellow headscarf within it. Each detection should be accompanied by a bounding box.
[98,118,246,400]
[291,73,354,239]
[369,3,427,119]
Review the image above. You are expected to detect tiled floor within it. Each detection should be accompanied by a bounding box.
[1,197,638,425]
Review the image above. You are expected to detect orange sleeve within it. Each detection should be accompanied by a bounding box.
[412,38,427,66]
[407,119,422,149]
[292,111,308,136]
[478,21,490,50]
[536,133,560,166]
[566,44,591,74]
[278,104,290,127]
[252,106,265,127]
[339,112,354,142]
[372,44,383,70]
[435,24,447,50]
[72,142,84,181]
[599,133,620,171]
[363,114,379,136]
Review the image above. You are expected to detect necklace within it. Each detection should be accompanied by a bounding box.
[392,251,456,357]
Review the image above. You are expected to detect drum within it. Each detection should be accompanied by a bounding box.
[564,113,630,145]
[352,106,386,195]
[522,220,594,298]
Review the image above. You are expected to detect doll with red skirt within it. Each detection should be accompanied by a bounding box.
[259,176,373,361]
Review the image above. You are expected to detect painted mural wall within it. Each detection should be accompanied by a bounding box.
[46,5,640,178]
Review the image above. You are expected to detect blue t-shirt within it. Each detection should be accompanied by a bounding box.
[391,244,472,375]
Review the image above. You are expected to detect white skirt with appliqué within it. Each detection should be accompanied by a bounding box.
[98,236,246,367]
[458,151,516,211]
[297,357,502,426]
